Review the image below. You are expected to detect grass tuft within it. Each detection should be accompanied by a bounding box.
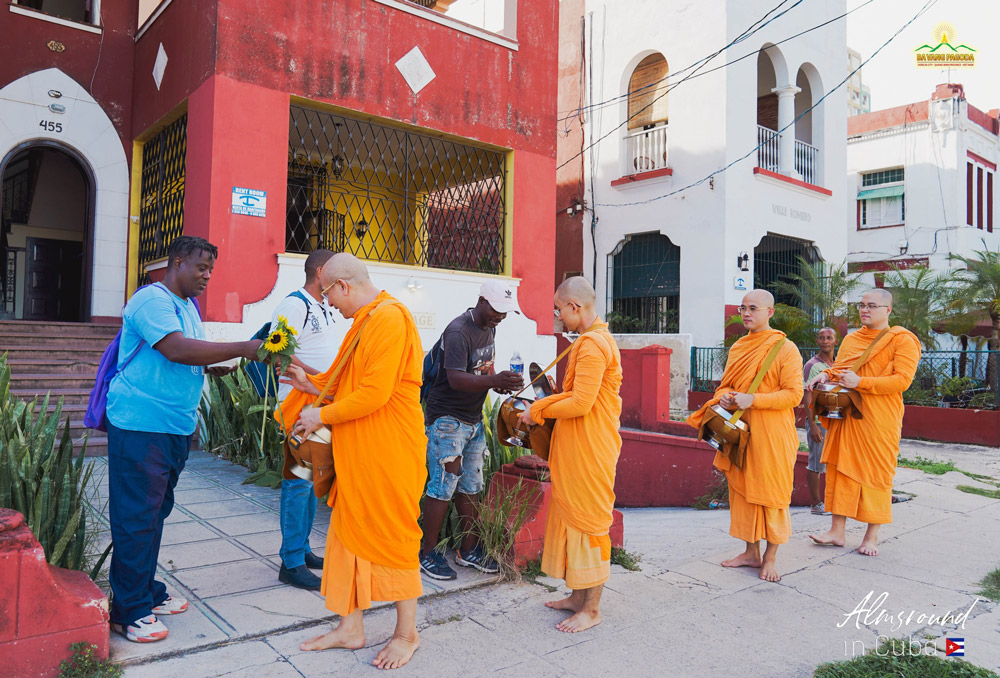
[897,456,959,475]
[815,637,999,678]
[691,472,729,510]
[957,485,1000,500]
[611,546,642,572]
[519,558,557,591]
[979,568,1000,602]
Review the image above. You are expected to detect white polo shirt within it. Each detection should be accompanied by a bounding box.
[272,288,338,401]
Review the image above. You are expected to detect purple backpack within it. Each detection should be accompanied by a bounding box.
[84,284,201,431]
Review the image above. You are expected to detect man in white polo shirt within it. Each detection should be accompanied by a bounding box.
[274,249,338,589]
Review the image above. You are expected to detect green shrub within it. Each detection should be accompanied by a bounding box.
[940,376,977,399]
[198,363,285,486]
[58,642,122,678]
[969,391,997,410]
[0,354,99,574]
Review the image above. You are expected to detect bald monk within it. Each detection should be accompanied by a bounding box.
[686,290,803,582]
[281,254,427,670]
[517,276,622,633]
[808,289,921,557]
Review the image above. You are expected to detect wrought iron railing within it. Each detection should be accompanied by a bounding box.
[691,345,999,410]
[1,248,19,317]
[794,138,819,185]
[138,114,187,285]
[288,105,507,274]
[756,124,779,173]
[623,124,668,175]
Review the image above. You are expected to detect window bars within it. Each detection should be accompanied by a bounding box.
[607,233,680,333]
[288,105,507,274]
[138,114,187,285]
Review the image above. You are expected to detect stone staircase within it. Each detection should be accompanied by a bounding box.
[1,320,119,457]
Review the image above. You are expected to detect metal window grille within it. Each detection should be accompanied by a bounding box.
[753,233,817,307]
[288,105,507,274]
[2,248,18,316]
[607,233,680,333]
[138,114,187,285]
[862,168,904,186]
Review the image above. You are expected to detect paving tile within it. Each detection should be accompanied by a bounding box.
[121,640,286,678]
[237,531,283,557]
[173,560,282,598]
[211,513,282,536]
[174,487,242,504]
[111,603,229,665]
[185,498,268,519]
[158,538,254,570]
[205,585,333,636]
[163,508,196,524]
[173,475,220,491]
[160,521,219,546]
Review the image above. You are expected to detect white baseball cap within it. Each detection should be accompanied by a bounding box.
[479,280,521,314]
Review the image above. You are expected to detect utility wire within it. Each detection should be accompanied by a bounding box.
[593,0,940,209]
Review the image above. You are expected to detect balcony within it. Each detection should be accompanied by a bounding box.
[794,138,818,186]
[624,124,669,176]
[756,124,779,173]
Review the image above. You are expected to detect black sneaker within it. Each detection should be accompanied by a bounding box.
[455,544,500,574]
[419,551,457,580]
[304,551,324,570]
[279,563,321,590]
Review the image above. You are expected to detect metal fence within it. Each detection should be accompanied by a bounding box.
[138,114,188,285]
[690,346,999,410]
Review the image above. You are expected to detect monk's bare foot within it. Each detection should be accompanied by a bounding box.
[809,531,845,547]
[300,626,366,651]
[759,560,781,582]
[721,552,762,568]
[372,632,420,670]
[556,610,601,633]
[546,595,584,613]
[857,539,879,557]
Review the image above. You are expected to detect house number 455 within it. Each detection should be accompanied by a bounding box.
[39,120,63,133]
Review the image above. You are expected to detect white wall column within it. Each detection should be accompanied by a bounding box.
[772,84,801,177]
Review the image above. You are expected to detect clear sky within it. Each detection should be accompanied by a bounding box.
[847,0,1000,112]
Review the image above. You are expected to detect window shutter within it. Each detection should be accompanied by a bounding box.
[628,55,669,129]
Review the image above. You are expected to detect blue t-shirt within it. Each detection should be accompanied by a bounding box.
[107,283,205,435]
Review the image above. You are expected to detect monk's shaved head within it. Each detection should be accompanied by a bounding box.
[742,289,774,308]
[556,276,597,309]
[864,288,893,306]
[321,253,371,286]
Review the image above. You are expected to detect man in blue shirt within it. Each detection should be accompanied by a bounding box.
[106,236,261,643]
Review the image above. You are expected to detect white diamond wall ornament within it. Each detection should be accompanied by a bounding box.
[153,43,168,91]
[395,46,436,95]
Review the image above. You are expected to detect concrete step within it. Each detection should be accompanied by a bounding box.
[0,333,112,349]
[3,347,105,363]
[11,373,96,391]
[7,359,100,375]
[0,320,120,336]
[11,388,92,406]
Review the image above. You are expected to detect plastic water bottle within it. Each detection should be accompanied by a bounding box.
[510,350,524,376]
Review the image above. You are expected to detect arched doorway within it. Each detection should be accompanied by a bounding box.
[753,233,817,308]
[607,232,680,333]
[1,143,94,321]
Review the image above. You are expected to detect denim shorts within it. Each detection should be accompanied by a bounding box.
[425,416,488,501]
[806,423,827,473]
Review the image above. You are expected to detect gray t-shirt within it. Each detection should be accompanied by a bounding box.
[424,310,496,426]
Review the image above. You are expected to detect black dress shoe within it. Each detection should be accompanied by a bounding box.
[279,563,321,590]
[304,551,325,570]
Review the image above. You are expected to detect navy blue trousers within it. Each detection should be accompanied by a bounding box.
[107,421,190,626]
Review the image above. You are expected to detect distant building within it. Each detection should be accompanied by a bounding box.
[847,47,871,116]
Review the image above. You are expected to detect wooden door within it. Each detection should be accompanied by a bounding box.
[23,237,83,321]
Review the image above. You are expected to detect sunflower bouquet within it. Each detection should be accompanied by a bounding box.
[256,315,300,449]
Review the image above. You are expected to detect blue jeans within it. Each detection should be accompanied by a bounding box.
[425,416,488,501]
[107,421,190,626]
[279,477,317,568]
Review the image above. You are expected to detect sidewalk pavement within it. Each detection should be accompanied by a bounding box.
[88,445,1000,677]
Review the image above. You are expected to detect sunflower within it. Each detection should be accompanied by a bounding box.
[276,315,298,336]
[264,328,289,353]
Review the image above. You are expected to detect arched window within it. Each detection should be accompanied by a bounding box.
[608,233,679,333]
[627,54,669,130]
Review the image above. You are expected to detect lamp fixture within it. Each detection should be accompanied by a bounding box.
[331,122,344,178]
[737,252,750,272]
[406,276,422,292]
[355,217,369,239]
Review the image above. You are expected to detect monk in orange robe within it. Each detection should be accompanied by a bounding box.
[808,289,921,557]
[517,276,622,633]
[280,254,427,670]
[686,289,803,582]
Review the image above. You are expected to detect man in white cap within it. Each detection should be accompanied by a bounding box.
[418,281,524,580]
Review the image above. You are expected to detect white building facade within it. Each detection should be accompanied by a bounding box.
[576,0,848,348]
[846,84,998,291]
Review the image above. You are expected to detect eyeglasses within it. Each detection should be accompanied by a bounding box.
[737,305,771,314]
[321,279,346,298]
[553,302,576,319]
[854,303,889,311]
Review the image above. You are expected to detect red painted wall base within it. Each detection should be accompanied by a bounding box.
[0,509,109,678]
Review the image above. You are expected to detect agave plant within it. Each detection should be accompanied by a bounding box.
[0,353,99,573]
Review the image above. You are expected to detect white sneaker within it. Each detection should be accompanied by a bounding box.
[113,615,169,643]
[811,502,831,516]
[152,596,189,615]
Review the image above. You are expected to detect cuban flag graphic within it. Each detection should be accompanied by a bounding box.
[945,638,965,657]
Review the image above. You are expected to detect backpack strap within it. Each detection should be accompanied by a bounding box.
[288,289,313,327]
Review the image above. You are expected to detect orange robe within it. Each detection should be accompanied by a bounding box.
[820,326,921,524]
[686,330,803,545]
[529,320,622,590]
[277,291,427,616]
